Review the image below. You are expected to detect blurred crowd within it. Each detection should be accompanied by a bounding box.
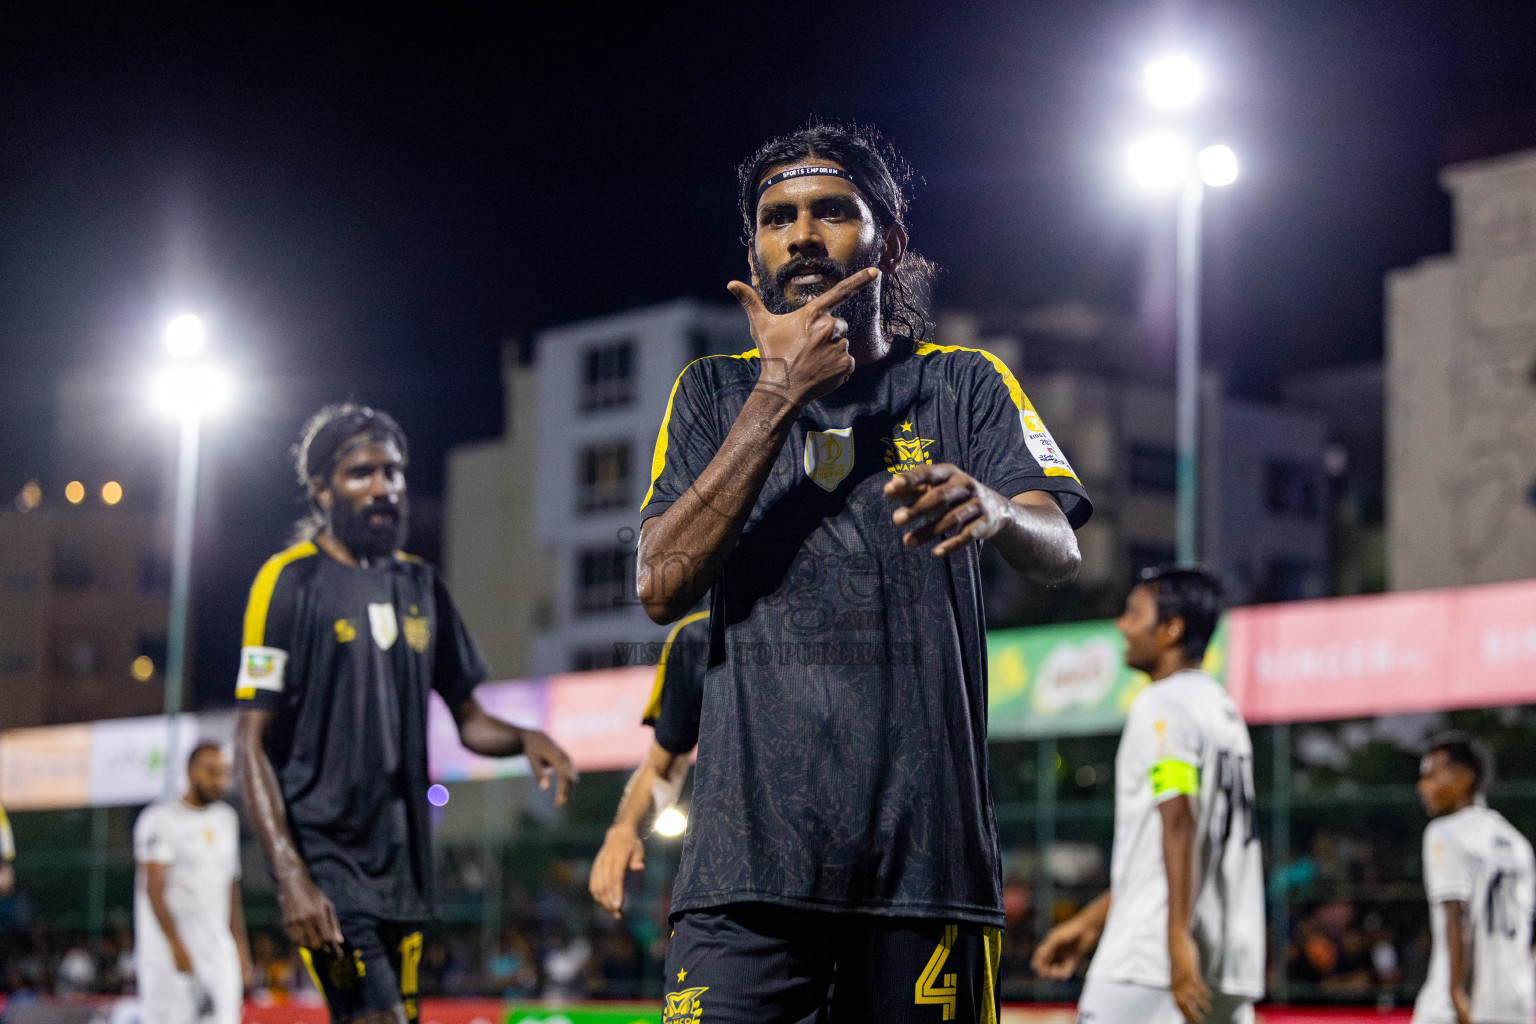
[0,830,1460,1006]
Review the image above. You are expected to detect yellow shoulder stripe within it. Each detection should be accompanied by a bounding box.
[913,341,1027,412]
[914,342,1079,482]
[639,350,759,512]
[644,610,710,722]
[242,541,318,647]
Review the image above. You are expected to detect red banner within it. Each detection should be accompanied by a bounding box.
[1224,577,1536,724]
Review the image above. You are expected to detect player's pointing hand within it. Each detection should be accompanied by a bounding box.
[727,267,879,408]
[886,463,1011,558]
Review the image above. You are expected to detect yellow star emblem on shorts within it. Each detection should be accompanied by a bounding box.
[676,968,687,982]
[900,420,914,432]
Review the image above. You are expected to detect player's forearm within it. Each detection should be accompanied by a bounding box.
[146,869,188,957]
[1160,796,1198,941]
[454,701,526,757]
[231,883,252,967]
[612,746,685,835]
[1444,901,1471,1004]
[1077,889,1112,935]
[638,387,801,623]
[991,494,1080,585]
[235,712,310,885]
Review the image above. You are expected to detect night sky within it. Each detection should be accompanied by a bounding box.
[3,1,1534,706]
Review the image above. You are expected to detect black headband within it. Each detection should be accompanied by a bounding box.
[300,407,408,482]
[755,165,858,203]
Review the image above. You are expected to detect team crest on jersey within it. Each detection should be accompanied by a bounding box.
[368,603,399,650]
[804,428,853,491]
[882,419,936,474]
[245,653,276,678]
[664,986,709,1024]
[403,615,430,653]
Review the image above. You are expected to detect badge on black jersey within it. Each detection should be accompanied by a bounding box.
[804,428,854,491]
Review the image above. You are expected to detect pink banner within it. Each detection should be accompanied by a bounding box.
[1225,577,1536,724]
[544,666,658,771]
[429,667,656,779]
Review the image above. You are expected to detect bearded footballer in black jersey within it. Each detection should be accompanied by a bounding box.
[636,124,1092,1024]
[236,405,575,1024]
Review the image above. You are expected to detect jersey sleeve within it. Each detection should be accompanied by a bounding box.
[1133,690,1204,805]
[0,805,14,862]
[964,353,1092,529]
[1423,820,1474,904]
[643,611,710,754]
[133,805,174,866]
[236,544,313,709]
[431,573,490,708]
[639,359,725,523]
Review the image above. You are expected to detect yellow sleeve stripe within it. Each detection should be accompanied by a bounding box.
[242,542,318,647]
[644,610,710,721]
[0,805,14,861]
[913,342,1081,484]
[913,341,1026,412]
[639,350,760,513]
[1150,759,1199,798]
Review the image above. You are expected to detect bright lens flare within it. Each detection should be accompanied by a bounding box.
[102,481,123,505]
[1198,144,1240,187]
[1144,55,1204,109]
[163,314,207,359]
[152,365,231,418]
[427,784,450,807]
[654,806,688,837]
[1127,134,1191,189]
[65,481,85,504]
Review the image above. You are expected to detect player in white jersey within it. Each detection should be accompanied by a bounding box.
[1034,565,1265,1024]
[134,742,251,1024]
[1413,732,1535,1024]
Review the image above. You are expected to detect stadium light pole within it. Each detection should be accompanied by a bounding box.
[151,314,230,794]
[1128,55,1238,563]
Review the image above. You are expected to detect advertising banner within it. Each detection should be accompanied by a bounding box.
[986,621,1150,739]
[427,667,655,780]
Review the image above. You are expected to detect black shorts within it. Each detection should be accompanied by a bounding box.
[663,903,1002,1024]
[300,912,424,1023]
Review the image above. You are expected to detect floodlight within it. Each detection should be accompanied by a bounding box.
[1198,145,1239,187]
[163,314,207,359]
[152,364,231,418]
[1128,134,1191,189]
[654,806,688,837]
[1144,55,1204,109]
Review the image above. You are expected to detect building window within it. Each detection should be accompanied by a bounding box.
[575,546,631,615]
[52,549,95,589]
[578,442,632,513]
[580,339,635,411]
[1128,444,1177,494]
[1265,460,1322,519]
[140,555,173,594]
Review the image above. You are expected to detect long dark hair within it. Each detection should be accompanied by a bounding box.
[737,120,937,340]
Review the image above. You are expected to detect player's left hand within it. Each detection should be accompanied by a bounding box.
[885,463,1010,558]
[521,728,578,806]
[0,862,13,897]
[1169,930,1212,1023]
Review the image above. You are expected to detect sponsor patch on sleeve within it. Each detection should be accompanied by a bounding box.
[236,645,288,697]
[1020,409,1078,479]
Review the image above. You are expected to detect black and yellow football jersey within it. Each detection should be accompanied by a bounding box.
[237,543,486,920]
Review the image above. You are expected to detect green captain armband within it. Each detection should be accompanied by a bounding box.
[1150,759,1198,798]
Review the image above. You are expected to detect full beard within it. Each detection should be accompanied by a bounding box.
[750,238,883,337]
[330,498,408,562]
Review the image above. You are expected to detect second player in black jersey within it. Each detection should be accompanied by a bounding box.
[637,123,1092,1024]
[236,404,576,1024]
